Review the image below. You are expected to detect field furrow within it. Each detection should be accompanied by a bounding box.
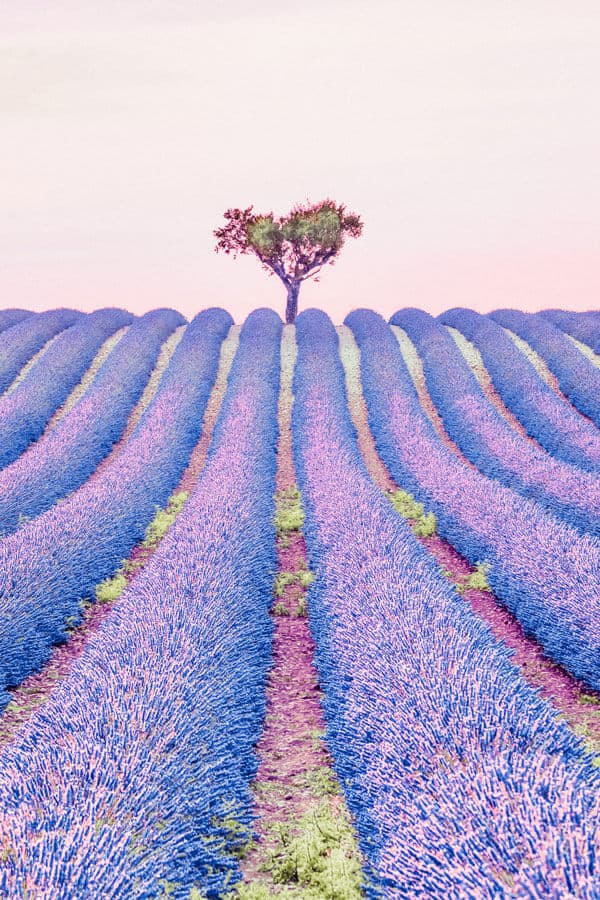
[447,324,534,438]
[346,308,600,691]
[540,308,600,354]
[0,310,33,333]
[389,309,600,537]
[43,326,130,432]
[0,308,133,470]
[294,309,600,898]
[237,325,364,898]
[0,310,281,899]
[0,308,231,707]
[439,307,600,473]
[0,309,184,537]
[491,309,600,427]
[0,308,81,396]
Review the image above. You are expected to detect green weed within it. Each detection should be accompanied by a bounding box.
[143,491,189,548]
[273,572,297,598]
[581,694,600,706]
[386,489,436,537]
[95,572,127,605]
[306,767,341,797]
[265,801,363,898]
[275,487,304,537]
[295,596,308,617]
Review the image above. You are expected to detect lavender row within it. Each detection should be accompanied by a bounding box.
[540,308,600,355]
[293,309,600,897]
[390,308,600,537]
[0,307,133,470]
[0,307,81,395]
[347,309,600,691]
[0,309,33,333]
[0,309,281,899]
[0,308,184,538]
[0,308,232,706]
[438,307,600,473]
[490,308,600,427]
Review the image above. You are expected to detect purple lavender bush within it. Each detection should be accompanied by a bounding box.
[347,308,600,691]
[390,307,600,535]
[0,309,281,899]
[0,308,184,536]
[293,308,600,897]
[0,308,231,706]
[439,307,600,473]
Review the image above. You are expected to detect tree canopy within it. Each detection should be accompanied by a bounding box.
[214,199,363,323]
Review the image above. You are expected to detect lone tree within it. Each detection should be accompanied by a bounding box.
[213,198,363,323]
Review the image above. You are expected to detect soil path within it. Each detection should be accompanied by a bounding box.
[445,325,539,443]
[44,324,129,433]
[239,326,363,894]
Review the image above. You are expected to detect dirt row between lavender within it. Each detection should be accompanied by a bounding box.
[235,325,363,898]
[337,325,600,760]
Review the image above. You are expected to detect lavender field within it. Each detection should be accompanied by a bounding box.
[1,305,600,899]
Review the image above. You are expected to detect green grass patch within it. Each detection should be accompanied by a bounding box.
[93,492,189,610]
[273,602,290,617]
[386,489,436,537]
[264,801,363,898]
[454,562,492,594]
[295,596,308,617]
[274,569,314,598]
[142,491,189,548]
[275,486,304,538]
[95,572,127,605]
[305,767,341,797]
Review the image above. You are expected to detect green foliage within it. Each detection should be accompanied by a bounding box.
[411,512,436,538]
[94,492,189,610]
[295,596,308,617]
[281,206,342,251]
[273,602,290,617]
[275,487,304,537]
[265,801,363,898]
[189,889,207,900]
[246,216,283,258]
[122,557,144,575]
[156,880,179,898]
[580,694,600,706]
[305,767,341,797]
[95,572,127,605]
[273,572,297,598]
[454,562,492,594]
[230,886,271,900]
[274,569,314,598]
[387,489,437,537]
[297,570,314,589]
[466,562,491,592]
[143,491,189,548]
[310,729,326,752]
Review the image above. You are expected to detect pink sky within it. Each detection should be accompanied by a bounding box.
[2,1,599,323]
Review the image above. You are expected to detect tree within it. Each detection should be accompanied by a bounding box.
[213,198,363,323]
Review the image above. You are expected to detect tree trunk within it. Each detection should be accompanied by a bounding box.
[285,281,301,324]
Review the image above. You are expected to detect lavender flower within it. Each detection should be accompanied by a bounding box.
[0,309,281,899]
